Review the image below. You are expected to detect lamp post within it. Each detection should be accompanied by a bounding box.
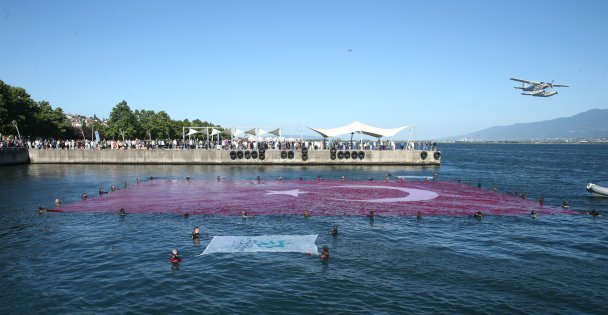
[11,120,21,141]
[350,132,354,149]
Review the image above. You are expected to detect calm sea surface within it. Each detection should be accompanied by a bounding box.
[1,144,607,314]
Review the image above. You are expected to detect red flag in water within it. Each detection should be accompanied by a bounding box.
[57,180,572,216]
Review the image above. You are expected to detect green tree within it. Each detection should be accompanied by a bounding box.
[135,109,157,140]
[33,101,69,138]
[106,101,138,140]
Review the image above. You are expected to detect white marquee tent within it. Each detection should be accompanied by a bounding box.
[307,121,412,139]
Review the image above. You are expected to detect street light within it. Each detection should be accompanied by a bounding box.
[11,120,21,141]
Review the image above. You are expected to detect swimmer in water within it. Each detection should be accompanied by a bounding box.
[110,184,116,192]
[331,225,338,236]
[186,176,191,181]
[416,210,423,219]
[588,209,600,216]
[368,177,373,181]
[474,211,483,219]
[539,196,545,206]
[303,210,312,218]
[492,186,497,192]
[170,249,181,263]
[192,227,200,239]
[241,211,249,219]
[82,192,88,200]
[367,210,375,220]
[256,176,261,182]
[136,177,141,184]
[341,176,345,181]
[119,208,126,216]
[316,176,321,181]
[521,192,526,200]
[99,187,107,195]
[277,176,283,181]
[217,176,223,181]
[561,200,570,208]
[320,246,329,260]
[183,212,189,218]
[55,198,61,206]
[530,210,537,218]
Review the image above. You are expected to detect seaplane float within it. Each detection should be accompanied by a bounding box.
[586,183,608,197]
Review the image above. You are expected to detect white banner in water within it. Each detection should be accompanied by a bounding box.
[200,235,318,255]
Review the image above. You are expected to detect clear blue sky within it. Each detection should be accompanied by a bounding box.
[2,0,607,139]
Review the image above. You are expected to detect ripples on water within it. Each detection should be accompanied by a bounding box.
[1,144,607,314]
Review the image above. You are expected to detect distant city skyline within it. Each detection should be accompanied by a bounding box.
[2,0,607,139]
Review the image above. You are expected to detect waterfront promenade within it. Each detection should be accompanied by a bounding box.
[26,147,440,165]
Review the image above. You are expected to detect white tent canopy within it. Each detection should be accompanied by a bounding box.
[225,128,244,136]
[268,128,282,137]
[210,128,221,136]
[307,121,411,138]
[186,128,200,136]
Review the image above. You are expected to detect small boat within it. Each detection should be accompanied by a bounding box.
[586,183,608,197]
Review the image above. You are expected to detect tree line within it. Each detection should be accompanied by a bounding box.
[0,80,222,140]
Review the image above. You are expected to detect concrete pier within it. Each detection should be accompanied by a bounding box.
[0,148,30,166]
[27,149,441,165]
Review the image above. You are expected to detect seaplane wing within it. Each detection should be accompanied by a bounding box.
[510,77,541,85]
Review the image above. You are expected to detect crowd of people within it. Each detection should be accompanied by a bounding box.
[0,137,25,148]
[20,137,439,152]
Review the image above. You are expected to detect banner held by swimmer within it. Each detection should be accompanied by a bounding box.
[200,235,318,255]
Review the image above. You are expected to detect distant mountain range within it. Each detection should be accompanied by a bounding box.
[449,108,608,141]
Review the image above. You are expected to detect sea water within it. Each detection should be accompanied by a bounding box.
[0,144,607,314]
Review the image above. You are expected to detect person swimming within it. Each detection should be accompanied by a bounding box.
[530,210,537,218]
[277,176,283,181]
[521,192,526,200]
[539,196,545,206]
[136,177,141,184]
[341,176,345,181]
[241,210,249,219]
[320,246,329,260]
[119,208,126,216]
[55,198,61,206]
[588,209,600,216]
[82,192,88,200]
[562,200,570,208]
[367,210,375,219]
[217,176,223,181]
[331,225,338,236]
[303,210,312,218]
[492,186,497,192]
[99,187,107,195]
[170,249,181,264]
[186,176,191,181]
[110,184,116,192]
[256,176,261,182]
[474,211,483,219]
[192,227,200,239]
[416,210,423,219]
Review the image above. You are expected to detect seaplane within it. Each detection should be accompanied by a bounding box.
[510,77,569,97]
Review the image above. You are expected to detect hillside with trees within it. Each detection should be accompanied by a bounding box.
[0,80,221,141]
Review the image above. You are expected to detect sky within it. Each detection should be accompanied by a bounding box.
[1,0,607,139]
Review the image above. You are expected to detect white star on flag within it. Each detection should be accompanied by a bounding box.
[265,189,308,197]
